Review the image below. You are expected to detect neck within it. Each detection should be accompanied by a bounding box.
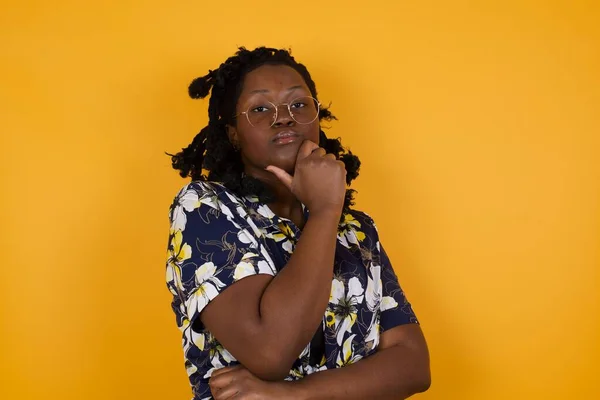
[245,165,305,227]
[268,183,302,221]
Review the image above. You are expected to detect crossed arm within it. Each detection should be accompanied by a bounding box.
[187,203,430,398]
[208,323,430,399]
[288,323,430,399]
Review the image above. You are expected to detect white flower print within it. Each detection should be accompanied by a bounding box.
[237,228,258,246]
[364,312,381,350]
[337,214,366,248]
[290,362,327,379]
[191,328,206,351]
[225,191,244,208]
[327,277,365,346]
[233,252,258,281]
[195,261,224,286]
[233,258,255,281]
[259,244,276,272]
[336,334,363,367]
[186,362,198,376]
[218,202,235,220]
[170,187,200,232]
[256,204,275,219]
[233,251,275,278]
[245,216,262,237]
[203,345,236,379]
[365,263,382,312]
[370,241,397,312]
[266,224,295,254]
[257,260,275,275]
[185,262,226,316]
[197,188,220,210]
[363,263,383,351]
[166,230,192,294]
[166,182,419,395]
[381,296,399,311]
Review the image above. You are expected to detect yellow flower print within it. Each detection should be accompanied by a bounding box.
[185,360,198,377]
[169,231,192,263]
[185,262,226,318]
[329,277,365,345]
[325,310,336,328]
[233,251,274,281]
[202,334,237,378]
[191,329,206,351]
[166,230,192,292]
[279,222,294,237]
[170,186,201,232]
[265,222,295,254]
[337,214,366,248]
[381,296,399,311]
[336,334,363,367]
[364,315,380,351]
[233,260,255,281]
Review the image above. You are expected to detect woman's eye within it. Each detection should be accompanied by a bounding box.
[291,102,306,109]
[251,105,271,113]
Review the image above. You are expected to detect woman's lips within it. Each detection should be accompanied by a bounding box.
[272,131,300,145]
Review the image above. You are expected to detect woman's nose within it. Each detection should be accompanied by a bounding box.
[272,105,295,127]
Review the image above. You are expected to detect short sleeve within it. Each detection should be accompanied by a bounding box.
[362,213,419,333]
[165,182,277,330]
[378,243,419,332]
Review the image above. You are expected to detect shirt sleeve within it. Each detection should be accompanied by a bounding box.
[378,242,419,332]
[165,182,277,330]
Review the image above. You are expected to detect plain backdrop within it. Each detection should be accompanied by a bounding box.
[1,0,599,399]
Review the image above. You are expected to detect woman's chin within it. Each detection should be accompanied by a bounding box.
[268,154,297,175]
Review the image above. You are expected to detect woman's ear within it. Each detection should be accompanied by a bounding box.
[226,124,240,151]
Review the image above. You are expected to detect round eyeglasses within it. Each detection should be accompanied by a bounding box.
[236,96,321,128]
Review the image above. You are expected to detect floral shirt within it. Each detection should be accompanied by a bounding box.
[165,181,418,400]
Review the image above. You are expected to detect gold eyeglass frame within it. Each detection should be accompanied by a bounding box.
[235,96,321,128]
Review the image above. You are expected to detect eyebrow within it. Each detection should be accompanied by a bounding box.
[249,85,304,94]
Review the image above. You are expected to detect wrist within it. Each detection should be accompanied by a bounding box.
[275,379,310,400]
[309,206,342,222]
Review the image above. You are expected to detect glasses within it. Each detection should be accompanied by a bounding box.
[236,96,321,128]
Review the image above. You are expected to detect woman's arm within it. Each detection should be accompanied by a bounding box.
[201,209,340,379]
[209,324,430,400]
[199,141,348,381]
[291,324,431,399]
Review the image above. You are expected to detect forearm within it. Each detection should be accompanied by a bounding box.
[259,210,340,362]
[291,344,431,400]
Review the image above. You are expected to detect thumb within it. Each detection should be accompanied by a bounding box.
[296,139,320,162]
[265,165,293,190]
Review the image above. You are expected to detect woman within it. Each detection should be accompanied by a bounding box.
[166,47,430,399]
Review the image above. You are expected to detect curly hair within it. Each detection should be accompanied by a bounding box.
[168,46,361,218]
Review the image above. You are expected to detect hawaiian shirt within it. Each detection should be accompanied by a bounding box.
[165,181,418,400]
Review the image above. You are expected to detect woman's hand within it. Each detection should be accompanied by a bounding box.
[209,365,298,400]
[266,139,347,217]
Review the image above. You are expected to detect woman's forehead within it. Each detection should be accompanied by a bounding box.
[241,64,309,95]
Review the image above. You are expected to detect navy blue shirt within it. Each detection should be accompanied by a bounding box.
[166,181,418,399]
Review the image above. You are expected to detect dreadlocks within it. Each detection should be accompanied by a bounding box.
[168,46,361,218]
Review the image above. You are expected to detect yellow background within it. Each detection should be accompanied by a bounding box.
[1,1,598,399]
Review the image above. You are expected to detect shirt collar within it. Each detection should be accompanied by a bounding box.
[243,194,310,230]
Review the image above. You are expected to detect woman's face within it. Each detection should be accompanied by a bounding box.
[228,64,320,176]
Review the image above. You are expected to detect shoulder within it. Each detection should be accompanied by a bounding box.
[336,209,381,250]
[169,180,246,213]
[171,180,236,204]
[347,209,374,223]
[168,180,246,231]
[343,209,378,234]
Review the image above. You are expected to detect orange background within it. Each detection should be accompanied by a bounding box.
[1,1,599,399]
